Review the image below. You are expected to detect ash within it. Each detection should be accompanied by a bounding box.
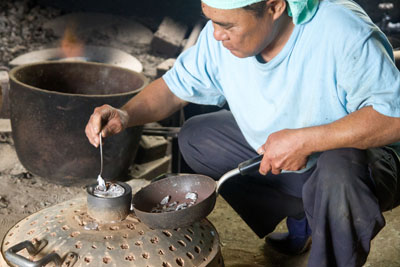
[94,183,125,198]
[151,192,198,213]
[0,0,60,65]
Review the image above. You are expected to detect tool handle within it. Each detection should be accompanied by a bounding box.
[238,154,263,175]
[5,240,64,267]
[216,154,264,193]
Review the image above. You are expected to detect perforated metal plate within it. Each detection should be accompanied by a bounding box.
[1,198,223,267]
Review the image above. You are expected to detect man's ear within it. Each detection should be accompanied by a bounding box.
[266,0,287,20]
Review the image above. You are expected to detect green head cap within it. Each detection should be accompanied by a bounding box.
[201,0,319,24]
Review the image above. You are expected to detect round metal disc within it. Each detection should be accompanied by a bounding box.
[1,198,223,267]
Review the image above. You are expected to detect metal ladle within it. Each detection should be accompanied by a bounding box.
[97,133,106,191]
[94,133,126,198]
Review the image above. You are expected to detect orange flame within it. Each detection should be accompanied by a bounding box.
[60,25,84,58]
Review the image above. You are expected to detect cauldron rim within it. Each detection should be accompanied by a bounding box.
[9,61,148,97]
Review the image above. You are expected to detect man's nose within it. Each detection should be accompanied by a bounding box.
[213,26,228,41]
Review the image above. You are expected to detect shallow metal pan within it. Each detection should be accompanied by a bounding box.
[132,155,263,229]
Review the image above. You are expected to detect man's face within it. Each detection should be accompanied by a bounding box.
[202,2,275,58]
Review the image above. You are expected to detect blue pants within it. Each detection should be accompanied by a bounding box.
[178,110,400,267]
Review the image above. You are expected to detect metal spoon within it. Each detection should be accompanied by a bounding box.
[97,133,106,191]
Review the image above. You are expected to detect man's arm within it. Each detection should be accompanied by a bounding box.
[302,106,400,151]
[85,77,187,147]
[259,106,400,175]
[121,78,187,126]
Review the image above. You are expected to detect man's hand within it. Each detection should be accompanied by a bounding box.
[85,104,129,147]
[257,129,311,175]
[85,78,187,148]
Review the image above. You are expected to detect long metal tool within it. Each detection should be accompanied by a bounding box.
[97,133,106,191]
[216,154,263,193]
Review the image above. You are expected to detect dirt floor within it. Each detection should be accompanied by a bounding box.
[210,197,400,267]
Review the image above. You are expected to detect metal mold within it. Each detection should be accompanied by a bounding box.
[87,182,132,223]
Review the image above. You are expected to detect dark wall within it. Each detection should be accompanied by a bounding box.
[37,0,202,29]
[36,0,400,33]
[355,0,400,48]
[355,0,400,23]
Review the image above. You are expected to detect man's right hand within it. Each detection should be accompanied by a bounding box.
[85,104,129,147]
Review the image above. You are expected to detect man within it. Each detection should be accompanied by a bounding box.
[85,0,400,266]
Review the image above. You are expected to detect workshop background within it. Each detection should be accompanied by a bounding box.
[0,0,399,266]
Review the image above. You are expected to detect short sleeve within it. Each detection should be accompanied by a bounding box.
[162,22,226,107]
[337,30,400,117]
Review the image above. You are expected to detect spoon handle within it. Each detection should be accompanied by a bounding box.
[97,133,106,191]
[99,133,103,177]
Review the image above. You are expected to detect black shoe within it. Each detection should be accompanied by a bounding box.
[266,216,312,255]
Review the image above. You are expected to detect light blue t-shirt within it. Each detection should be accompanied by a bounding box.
[163,0,400,167]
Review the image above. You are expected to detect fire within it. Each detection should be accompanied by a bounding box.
[60,24,84,58]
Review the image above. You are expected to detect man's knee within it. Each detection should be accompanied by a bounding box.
[177,110,255,177]
[178,110,237,159]
[311,148,368,189]
[178,113,226,176]
[178,116,198,156]
[178,114,212,157]
[303,148,382,232]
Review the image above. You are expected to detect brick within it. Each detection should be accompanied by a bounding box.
[0,119,11,133]
[130,156,171,180]
[134,135,168,164]
[156,58,176,78]
[151,17,188,57]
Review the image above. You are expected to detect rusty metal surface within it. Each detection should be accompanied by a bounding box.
[133,174,217,229]
[1,198,224,267]
[8,61,147,186]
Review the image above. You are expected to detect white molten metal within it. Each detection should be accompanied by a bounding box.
[94,183,125,198]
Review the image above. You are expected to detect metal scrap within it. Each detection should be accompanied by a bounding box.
[151,192,198,213]
[94,183,125,198]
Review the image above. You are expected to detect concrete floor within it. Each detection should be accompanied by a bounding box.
[208,196,400,267]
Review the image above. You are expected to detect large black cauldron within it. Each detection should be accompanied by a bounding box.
[9,61,147,186]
